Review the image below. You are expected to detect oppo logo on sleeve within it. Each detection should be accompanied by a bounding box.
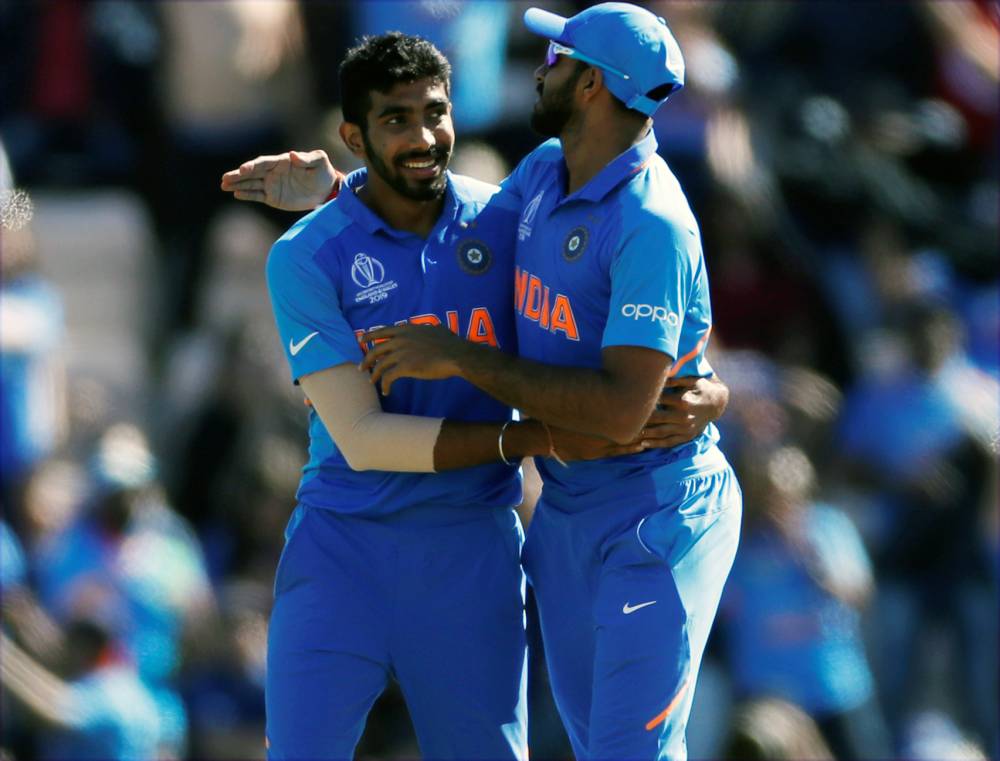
[621,304,679,325]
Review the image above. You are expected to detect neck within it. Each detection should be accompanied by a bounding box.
[560,112,649,195]
[357,175,445,238]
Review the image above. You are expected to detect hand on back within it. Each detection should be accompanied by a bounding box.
[220,149,338,211]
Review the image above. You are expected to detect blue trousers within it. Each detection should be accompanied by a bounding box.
[524,463,741,761]
[266,504,527,760]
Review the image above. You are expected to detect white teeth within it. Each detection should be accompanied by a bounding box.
[403,159,435,169]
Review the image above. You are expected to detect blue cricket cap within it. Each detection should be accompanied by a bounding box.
[524,2,685,116]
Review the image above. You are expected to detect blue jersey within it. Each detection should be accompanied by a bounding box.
[500,133,722,508]
[266,170,522,517]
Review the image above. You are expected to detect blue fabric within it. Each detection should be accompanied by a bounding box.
[41,665,160,761]
[266,170,523,518]
[524,466,741,761]
[265,504,527,760]
[722,504,876,714]
[499,132,721,508]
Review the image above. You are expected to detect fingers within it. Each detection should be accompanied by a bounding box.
[641,422,692,439]
[358,339,398,372]
[220,154,288,189]
[360,326,398,344]
[377,365,404,396]
[645,406,693,425]
[614,443,647,456]
[232,190,268,204]
[241,154,289,174]
[290,149,328,167]
[369,354,406,395]
[663,375,698,390]
[224,179,268,198]
[641,435,691,449]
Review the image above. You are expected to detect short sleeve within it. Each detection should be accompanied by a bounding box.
[601,217,695,360]
[266,240,363,383]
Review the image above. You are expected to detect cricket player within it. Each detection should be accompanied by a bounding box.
[359,6,743,760]
[241,29,727,761]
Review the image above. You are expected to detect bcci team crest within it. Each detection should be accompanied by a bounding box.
[351,252,398,304]
[456,239,493,275]
[563,226,589,261]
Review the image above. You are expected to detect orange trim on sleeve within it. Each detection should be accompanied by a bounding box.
[645,675,692,731]
[666,326,711,379]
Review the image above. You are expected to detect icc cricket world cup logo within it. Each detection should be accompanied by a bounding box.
[351,253,385,288]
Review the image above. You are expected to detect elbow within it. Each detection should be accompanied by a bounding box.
[599,412,646,445]
[339,446,374,472]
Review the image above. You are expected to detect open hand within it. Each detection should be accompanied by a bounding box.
[220,149,337,211]
[359,324,469,395]
[639,376,728,449]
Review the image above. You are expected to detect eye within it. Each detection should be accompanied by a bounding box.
[386,115,405,125]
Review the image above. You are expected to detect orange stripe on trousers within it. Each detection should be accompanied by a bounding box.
[645,675,692,731]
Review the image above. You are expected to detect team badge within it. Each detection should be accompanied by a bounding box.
[351,252,398,304]
[563,226,589,261]
[456,239,493,275]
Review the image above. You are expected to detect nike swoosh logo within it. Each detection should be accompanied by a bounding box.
[623,600,657,615]
[289,331,319,356]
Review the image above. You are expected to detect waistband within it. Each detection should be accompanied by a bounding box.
[298,500,514,529]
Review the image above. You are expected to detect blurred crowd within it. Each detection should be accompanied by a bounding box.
[1,1,997,760]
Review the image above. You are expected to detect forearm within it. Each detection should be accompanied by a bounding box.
[302,365,548,472]
[454,349,656,443]
[433,419,549,471]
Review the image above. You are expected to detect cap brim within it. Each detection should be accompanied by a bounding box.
[523,8,568,42]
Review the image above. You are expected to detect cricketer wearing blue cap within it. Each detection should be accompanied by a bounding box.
[361,4,742,760]
[254,31,703,761]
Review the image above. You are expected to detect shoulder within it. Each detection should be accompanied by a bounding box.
[275,200,353,251]
[626,156,698,233]
[615,156,700,255]
[508,138,563,182]
[267,203,351,284]
[520,138,563,172]
[449,172,501,206]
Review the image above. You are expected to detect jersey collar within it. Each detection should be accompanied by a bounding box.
[561,128,658,205]
[339,168,461,239]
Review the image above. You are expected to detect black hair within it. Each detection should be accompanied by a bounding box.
[339,32,451,129]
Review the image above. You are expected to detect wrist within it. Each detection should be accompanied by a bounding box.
[324,170,345,203]
[450,339,483,381]
[500,420,549,461]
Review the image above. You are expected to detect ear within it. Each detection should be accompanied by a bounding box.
[339,121,367,160]
[578,66,604,105]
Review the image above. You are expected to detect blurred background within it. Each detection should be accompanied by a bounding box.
[0,1,996,759]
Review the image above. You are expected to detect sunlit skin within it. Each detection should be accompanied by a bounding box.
[530,52,587,137]
[339,78,455,238]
